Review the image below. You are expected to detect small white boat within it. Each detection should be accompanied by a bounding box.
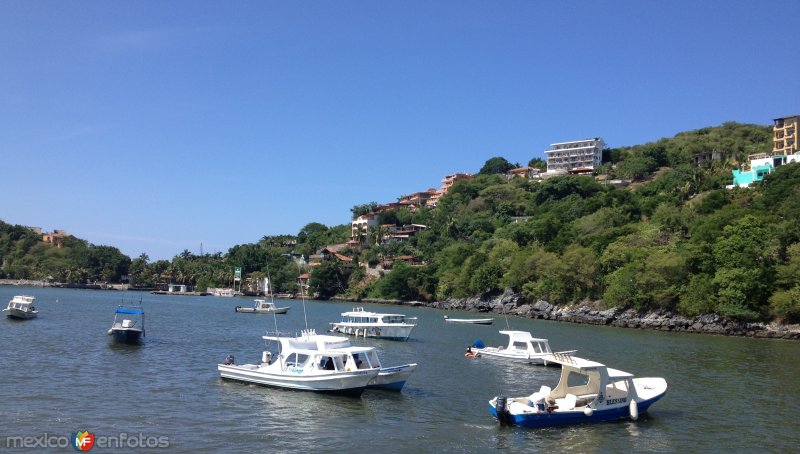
[107,306,145,344]
[329,307,417,341]
[473,330,576,364]
[209,288,235,297]
[235,299,290,314]
[218,329,380,396]
[3,295,38,319]
[444,315,493,325]
[489,354,668,427]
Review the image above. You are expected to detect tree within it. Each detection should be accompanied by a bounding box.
[479,156,515,175]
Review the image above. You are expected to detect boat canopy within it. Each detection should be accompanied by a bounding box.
[499,330,549,342]
[116,308,144,315]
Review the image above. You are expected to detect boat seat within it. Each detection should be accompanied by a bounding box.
[527,385,552,408]
[555,393,577,411]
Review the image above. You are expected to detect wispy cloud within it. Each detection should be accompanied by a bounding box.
[98,26,198,53]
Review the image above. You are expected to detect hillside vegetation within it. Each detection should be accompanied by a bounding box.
[4,122,799,323]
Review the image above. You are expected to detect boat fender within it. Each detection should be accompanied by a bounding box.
[107,329,113,335]
[495,395,509,425]
[583,407,593,417]
[629,400,639,421]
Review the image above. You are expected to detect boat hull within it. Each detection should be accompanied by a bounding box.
[329,324,414,341]
[218,364,378,396]
[476,349,576,365]
[368,364,418,391]
[110,328,143,344]
[4,309,38,319]
[235,307,290,314]
[490,394,666,427]
[444,317,493,325]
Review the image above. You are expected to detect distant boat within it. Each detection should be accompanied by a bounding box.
[329,307,417,341]
[235,299,290,314]
[209,288,235,297]
[3,295,38,319]
[444,315,493,325]
[107,306,145,344]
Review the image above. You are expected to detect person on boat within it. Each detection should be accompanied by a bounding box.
[465,346,480,358]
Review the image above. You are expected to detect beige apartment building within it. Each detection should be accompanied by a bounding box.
[773,115,799,155]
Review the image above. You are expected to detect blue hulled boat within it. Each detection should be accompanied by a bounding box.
[489,354,667,427]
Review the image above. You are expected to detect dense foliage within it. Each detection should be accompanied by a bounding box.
[5,122,799,323]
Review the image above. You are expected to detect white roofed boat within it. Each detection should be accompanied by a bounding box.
[473,330,576,364]
[330,307,417,341]
[489,354,667,427]
[218,329,380,396]
[3,295,38,319]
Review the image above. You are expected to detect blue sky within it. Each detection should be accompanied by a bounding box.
[2,1,798,261]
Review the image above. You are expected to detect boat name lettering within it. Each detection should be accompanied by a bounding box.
[606,398,627,405]
[289,368,304,374]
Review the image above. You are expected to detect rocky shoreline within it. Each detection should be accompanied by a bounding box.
[355,290,800,341]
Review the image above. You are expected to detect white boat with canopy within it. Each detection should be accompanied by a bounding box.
[329,307,417,341]
[218,329,380,396]
[473,330,576,364]
[3,295,38,319]
[489,354,667,427]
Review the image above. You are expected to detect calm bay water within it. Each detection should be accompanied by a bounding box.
[1,286,798,453]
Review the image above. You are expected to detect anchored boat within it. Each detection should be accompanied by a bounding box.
[235,299,290,314]
[3,295,38,319]
[473,330,575,364]
[330,307,417,341]
[444,315,493,325]
[218,329,380,396]
[489,354,667,427]
[108,306,145,344]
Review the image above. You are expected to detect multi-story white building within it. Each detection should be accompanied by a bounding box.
[351,213,379,244]
[544,138,605,173]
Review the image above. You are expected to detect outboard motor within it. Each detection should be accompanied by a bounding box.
[223,354,235,365]
[495,395,509,425]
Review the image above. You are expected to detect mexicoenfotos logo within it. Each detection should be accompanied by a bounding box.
[72,431,95,451]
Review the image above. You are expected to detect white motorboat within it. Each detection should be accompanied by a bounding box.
[281,330,417,391]
[329,307,417,341]
[473,330,576,364]
[218,329,380,396]
[235,299,290,314]
[107,306,145,344]
[3,295,38,319]
[489,354,667,427]
[444,315,493,325]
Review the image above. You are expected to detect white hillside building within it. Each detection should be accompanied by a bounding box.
[545,138,605,173]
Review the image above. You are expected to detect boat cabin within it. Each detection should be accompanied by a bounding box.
[500,330,553,355]
[7,295,36,312]
[264,330,381,373]
[340,307,415,325]
[253,299,276,310]
[541,355,638,411]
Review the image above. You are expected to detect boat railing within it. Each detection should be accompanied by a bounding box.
[264,329,318,339]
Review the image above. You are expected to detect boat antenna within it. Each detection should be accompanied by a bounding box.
[267,268,280,338]
[503,300,511,330]
[300,281,309,331]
